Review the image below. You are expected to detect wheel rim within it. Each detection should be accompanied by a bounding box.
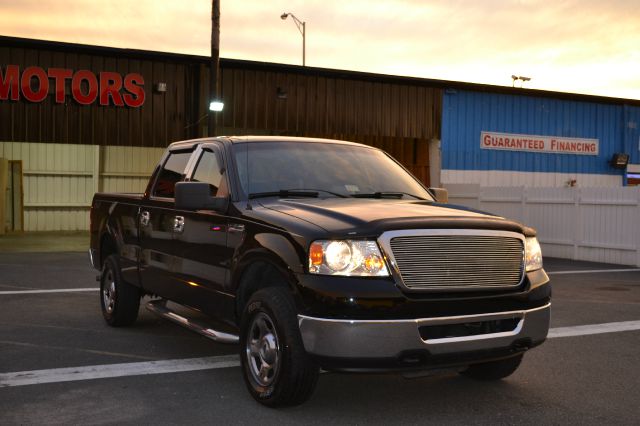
[246,312,281,387]
[102,270,116,314]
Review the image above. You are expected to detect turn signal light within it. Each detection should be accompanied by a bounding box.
[309,242,324,266]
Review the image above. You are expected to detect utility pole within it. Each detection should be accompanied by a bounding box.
[208,0,221,137]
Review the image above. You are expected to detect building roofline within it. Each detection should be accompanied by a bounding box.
[2,34,639,107]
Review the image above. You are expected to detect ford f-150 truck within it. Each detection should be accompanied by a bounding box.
[89,136,550,407]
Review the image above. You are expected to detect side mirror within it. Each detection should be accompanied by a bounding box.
[175,182,229,212]
[429,187,449,203]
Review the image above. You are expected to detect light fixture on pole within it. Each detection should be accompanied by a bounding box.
[511,75,532,88]
[281,12,306,66]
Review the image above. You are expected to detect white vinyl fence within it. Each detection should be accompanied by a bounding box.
[0,142,165,231]
[446,184,640,267]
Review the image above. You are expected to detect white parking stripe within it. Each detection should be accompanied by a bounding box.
[2,320,640,388]
[547,268,640,275]
[0,288,98,295]
[0,355,240,387]
[547,320,640,339]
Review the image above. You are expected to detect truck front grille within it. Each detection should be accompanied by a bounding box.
[385,232,525,291]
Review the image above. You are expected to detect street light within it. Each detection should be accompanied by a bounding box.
[511,75,532,87]
[281,12,306,66]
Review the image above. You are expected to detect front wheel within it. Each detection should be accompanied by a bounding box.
[460,354,523,381]
[100,254,141,327]
[240,287,319,407]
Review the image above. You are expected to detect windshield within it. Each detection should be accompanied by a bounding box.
[232,142,433,201]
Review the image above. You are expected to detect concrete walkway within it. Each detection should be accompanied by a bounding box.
[0,231,89,253]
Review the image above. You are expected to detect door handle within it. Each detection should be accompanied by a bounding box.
[140,210,150,227]
[174,216,185,233]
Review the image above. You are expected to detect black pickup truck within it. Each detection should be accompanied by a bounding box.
[89,136,550,407]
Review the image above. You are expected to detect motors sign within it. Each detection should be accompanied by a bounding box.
[0,65,145,107]
[481,131,599,155]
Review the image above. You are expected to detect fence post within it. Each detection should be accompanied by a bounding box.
[573,188,582,260]
[522,186,528,225]
[92,145,101,197]
[637,189,640,267]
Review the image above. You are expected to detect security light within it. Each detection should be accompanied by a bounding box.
[209,100,224,112]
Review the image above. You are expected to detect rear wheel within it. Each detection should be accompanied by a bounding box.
[240,287,319,407]
[460,354,523,381]
[100,254,141,327]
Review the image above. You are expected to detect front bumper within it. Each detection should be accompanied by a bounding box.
[298,303,550,368]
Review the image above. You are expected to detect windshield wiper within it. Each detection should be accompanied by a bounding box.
[351,191,426,200]
[284,188,348,198]
[248,190,319,199]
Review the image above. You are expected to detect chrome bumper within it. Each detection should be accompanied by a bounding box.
[298,303,550,359]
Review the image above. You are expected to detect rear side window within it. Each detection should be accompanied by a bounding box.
[152,151,192,198]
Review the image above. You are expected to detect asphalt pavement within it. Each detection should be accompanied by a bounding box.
[1,252,639,425]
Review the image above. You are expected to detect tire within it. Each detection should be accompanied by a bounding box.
[240,287,319,407]
[460,354,523,381]
[100,254,141,327]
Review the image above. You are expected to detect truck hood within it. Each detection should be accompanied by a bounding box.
[258,198,530,237]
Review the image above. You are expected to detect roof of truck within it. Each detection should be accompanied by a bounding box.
[167,136,365,150]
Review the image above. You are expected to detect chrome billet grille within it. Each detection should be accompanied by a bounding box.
[388,234,524,291]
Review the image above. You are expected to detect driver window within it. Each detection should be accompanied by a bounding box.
[191,149,226,196]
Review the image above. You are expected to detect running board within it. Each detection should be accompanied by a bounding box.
[146,299,239,344]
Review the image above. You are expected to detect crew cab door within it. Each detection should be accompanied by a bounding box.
[139,147,194,301]
[171,143,235,319]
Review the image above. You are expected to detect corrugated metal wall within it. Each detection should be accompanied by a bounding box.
[0,41,200,147]
[216,66,440,184]
[218,66,441,140]
[441,89,629,185]
[623,105,640,165]
[0,142,164,231]
[447,184,640,266]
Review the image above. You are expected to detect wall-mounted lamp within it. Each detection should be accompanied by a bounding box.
[610,153,629,169]
[209,100,224,112]
[276,87,288,99]
[154,82,167,93]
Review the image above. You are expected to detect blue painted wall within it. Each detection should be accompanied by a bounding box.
[441,90,636,178]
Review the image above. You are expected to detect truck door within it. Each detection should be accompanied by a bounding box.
[171,143,235,320]
[139,148,194,301]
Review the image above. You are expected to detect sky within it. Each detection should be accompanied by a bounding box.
[1,0,639,100]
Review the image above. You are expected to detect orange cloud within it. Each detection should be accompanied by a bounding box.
[0,0,638,99]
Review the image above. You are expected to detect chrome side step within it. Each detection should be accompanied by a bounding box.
[146,299,239,344]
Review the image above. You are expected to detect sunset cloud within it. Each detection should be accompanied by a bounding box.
[0,0,638,99]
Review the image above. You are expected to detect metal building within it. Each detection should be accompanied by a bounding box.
[1,35,639,233]
[441,89,640,187]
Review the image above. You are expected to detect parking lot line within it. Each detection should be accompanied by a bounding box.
[547,320,640,339]
[2,319,640,388]
[0,288,98,295]
[547,268,640,275]
[0,355,240,387]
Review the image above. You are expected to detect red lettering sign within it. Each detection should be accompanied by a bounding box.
[21,66,49,102]
[99,72,124,106]
[0,65,20,101]
[481,131,599,156]
[0,65,145,107]
[123,73,145,108]
[72,70,99,105]
[48,68,73,103]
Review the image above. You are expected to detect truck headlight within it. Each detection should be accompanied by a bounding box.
[525,237,543,272]
[309,240,390,276]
